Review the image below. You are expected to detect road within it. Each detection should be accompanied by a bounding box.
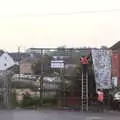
[0,109,120,120]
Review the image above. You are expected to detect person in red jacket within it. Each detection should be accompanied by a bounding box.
[97,89,105,112]
[80,56,89,74]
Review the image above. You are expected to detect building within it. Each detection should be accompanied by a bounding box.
[26,48,42,53]
[0,51,16,71]
[20,57,39,75]
[111,41,120,85]
[9,52,41,74]
[9,52,30,64]
[26,48,48,55]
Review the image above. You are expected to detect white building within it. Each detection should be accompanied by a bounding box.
[26,48,42,54]
[0,52,16,71]
[26,48,48,55]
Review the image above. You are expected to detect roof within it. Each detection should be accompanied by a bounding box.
[26,48,43,50]
[9,52,30,61]
[0,50,4,56]
[50,48,91,57]
[110,41,120,50]
[20,56,39,64]
[9,52,42,63]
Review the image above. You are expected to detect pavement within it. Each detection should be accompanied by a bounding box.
[0,109,120,120]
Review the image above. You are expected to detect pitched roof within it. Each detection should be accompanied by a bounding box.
[8,52,30,61]
[9,52,41,62]
[0,50,4,56]
[110,41,120,50]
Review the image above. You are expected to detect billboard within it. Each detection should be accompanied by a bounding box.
[51,60,64,68]
[92,49,112,89]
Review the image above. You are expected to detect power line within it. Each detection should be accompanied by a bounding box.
[16,9,120,16]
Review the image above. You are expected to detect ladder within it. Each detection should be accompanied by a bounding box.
[81,72,88,111]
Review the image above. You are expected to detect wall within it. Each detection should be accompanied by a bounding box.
[112,52,120,84]
[20,62,33,74]
[0,53,15,70]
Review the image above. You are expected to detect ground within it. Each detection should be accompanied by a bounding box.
[0,109,120,120]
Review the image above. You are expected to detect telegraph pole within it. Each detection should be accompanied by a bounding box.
[39,49,44,106]
[18,46,21,80]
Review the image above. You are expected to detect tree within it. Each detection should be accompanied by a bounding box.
[32,55,52,75]
[66,54,96,95]
[32,59,42,75]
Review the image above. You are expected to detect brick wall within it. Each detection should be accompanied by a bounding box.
[112,52,120,84]
[20,62,33,74]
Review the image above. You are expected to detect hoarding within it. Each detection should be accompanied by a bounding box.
[51,60,64,68]
[92,49,112,89]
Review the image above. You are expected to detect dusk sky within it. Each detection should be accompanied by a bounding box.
[0,0,120,52]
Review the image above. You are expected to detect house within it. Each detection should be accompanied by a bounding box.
[26,48,48,55]
[9,52,30,64]
[0,50,16,71]
[9,52,41,74]
[26,48,42,53]
[110,41,120,85]
[20,56,39,74]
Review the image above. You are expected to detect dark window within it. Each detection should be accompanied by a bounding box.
[4,63,7,66]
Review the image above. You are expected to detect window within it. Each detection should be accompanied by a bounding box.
[4,63,7,66]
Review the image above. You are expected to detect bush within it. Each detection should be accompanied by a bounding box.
[20,92,57,108]
[20,97,57,108]
[42,97,57,105]
[21,92,33,108]
[11,91,20,108]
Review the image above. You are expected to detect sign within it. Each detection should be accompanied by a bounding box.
[92,49,112,89]
[51,60,64,68]
[112,77,118,87]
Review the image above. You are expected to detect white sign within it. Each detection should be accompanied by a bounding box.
[112,77,118,87]
[51,60,64,68]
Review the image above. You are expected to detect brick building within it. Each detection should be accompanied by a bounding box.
[111,41,120,85]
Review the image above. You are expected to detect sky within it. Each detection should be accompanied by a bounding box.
[0,0,120,52]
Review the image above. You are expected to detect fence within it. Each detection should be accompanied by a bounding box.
[0,48,120,110]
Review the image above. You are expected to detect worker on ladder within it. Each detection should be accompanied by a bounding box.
[80,55,89,111]
[80,56,89,74]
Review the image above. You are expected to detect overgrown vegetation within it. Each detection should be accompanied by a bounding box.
[11,90,20,108]
[19,92,57,108]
